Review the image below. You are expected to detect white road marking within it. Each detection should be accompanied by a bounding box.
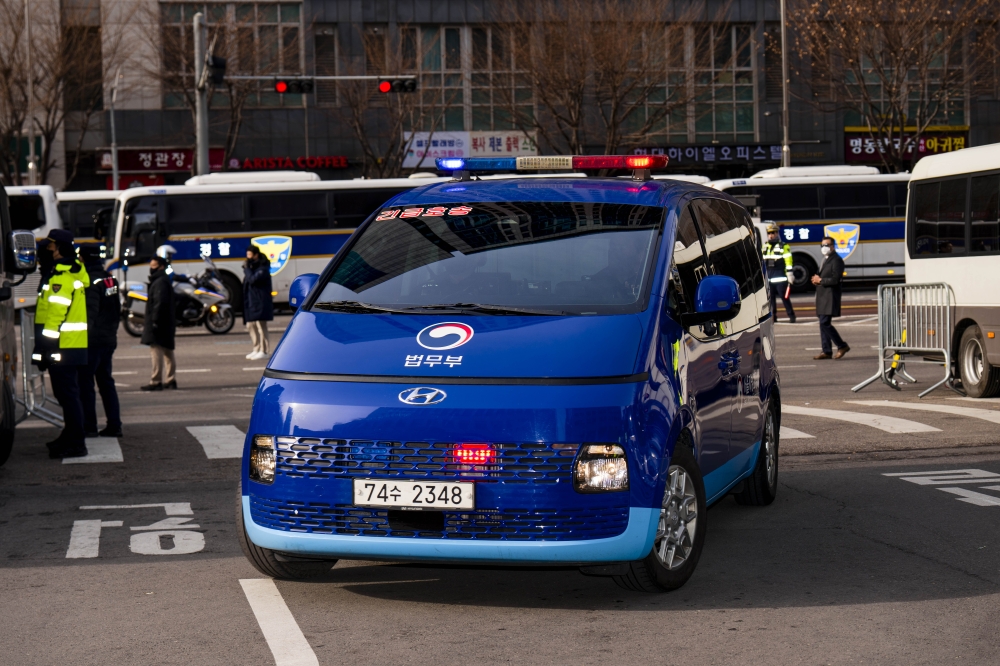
[937,487,1000,507]
[63,437,123,464]
[782,405,940,434]
[780,426,814,439]
[946,396,1000,404]
[843,316,879,325]
[779,364,816,369]
[187,425,245,458]
[882,469,1000,485]
[243,367,267,371]
[111,371,138,375]
[218,352,253,356]
[176,368,211,373]
[130,531,205,555]
[240,579,320,666]
[848,400,1000,425]
[775,333,823,338]
[81,502,193,515]
[66,520,123,558]
[114,355,153,359]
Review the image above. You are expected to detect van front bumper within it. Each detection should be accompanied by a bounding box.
[242,496,658,564]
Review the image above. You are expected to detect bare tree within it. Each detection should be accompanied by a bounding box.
[335,26,457,178]
[0,1,29,185]
[791,0,1000,172]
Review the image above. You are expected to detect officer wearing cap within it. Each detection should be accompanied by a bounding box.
[78,244,122,438]
[32,229,90,459]
[761,223,796,323]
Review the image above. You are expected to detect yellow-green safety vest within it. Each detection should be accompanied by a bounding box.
[38,260,90,351]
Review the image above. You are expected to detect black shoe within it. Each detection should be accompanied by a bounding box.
[99,425,123,437]
[789,316,797,323]
[45,437,65,451]
[49,443,88,459]
[141,383,163,391]
[85,430,99,438]
[164,380,177,390]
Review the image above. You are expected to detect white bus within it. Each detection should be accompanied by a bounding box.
[905,142,1000,397]
[57,189,121,243]
[711,166,910,290]
[108,173,453,307]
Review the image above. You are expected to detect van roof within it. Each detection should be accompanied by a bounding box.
[911,142,1000,180]
[56,190,120,201]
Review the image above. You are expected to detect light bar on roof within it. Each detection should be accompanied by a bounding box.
[435,155,669,172]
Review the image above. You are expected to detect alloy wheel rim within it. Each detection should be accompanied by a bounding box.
[655,465,698,570]
[965,339,984,384]
[764,409,777,488]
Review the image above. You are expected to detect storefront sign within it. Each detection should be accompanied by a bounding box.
[844,127,969,164]
[403,131,538,169]
[238,155,348,170]
[633,144,784,165]
[99,148,224,173]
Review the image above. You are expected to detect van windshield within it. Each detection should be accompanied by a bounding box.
[315,201,663,315]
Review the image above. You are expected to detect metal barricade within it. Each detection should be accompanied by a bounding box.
[852,282,958,398]
[15,310,64,426]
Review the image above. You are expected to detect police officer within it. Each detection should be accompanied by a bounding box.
[32,229,90,459]
[78,245,122,437]
[761,223,796,323]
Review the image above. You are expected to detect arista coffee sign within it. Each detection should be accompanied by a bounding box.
[240,155,348,170]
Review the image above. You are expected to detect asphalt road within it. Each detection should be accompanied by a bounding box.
[2,297,1000,665]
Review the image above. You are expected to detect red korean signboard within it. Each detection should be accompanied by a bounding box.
[844,129,969,164]
[99,148,225,173]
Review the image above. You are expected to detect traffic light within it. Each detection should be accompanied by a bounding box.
[207,55,227,85]
[377,78,417,93]
[273,78,315,94]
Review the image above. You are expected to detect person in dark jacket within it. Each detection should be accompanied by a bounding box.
[243,245,274,361]
[77,245,122,436]
[811,236,850,360]
[140,256,177,390]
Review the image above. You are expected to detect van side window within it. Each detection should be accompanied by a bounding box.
[912,178,967,256]
[692,198,756,299]
[970,175,1000,255]
[726,201,766,295]
[668,204,709,317]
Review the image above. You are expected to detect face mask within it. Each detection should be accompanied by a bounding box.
[821,246,832,256]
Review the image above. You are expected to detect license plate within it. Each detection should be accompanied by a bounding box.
[353,480,475,510]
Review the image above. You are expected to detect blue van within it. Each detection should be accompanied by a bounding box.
[237,157,781,592]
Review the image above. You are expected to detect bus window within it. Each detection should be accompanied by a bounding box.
[7,195,45,230]
[823,184,891,219]
[756,186,820,222]
[165,195,244,234]
[970,174,1000,254]
[912,178,967,256]
[891,183,909,217]
[333,188,407,227]
[248,192,329,231]
[61,201,114,239]
[123,196,161,261]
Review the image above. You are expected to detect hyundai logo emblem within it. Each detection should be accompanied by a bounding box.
[398,387,447,405]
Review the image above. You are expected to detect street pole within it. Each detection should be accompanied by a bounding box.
[302,93,309,159]
[779,0,791,168]
[110,66,121,190]
[24,0,37,185]
[194,12,209,176]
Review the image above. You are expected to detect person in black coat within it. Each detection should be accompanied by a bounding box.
[811,236,850,360]
[243,246,274,361]
[78,245,123,436]
[141,256,178,390]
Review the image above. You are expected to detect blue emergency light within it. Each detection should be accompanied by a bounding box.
[436,155,668,173]
[436,157,518,171]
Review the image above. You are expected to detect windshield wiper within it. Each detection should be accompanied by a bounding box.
[402,303,567,316]
[312,300,415,314]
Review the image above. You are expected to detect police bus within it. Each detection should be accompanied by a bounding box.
[711,166,910,290]
[905,142,1000,397]
[57,189,120,243]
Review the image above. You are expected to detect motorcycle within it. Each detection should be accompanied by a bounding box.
[122,254,235,336]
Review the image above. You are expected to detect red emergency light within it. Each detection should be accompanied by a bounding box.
[452,443,496,465]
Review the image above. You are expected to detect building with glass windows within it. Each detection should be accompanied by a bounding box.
[33,0,1000,190]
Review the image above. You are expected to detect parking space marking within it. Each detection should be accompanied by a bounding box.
[848,400,1000,424]
[240,579,319,666]
[780,426,814,439]
[186,425,245,459]
[783,405,940,434]
[63,437,123,464]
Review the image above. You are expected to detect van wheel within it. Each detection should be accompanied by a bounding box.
[959,326,1000,398]
[236,486,336,580]
[790,254,816,292]
[735,399,779,506]
[613,444,706,592]
[0,382,15,467]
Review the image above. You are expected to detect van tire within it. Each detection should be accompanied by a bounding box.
[236,486,336,580]
[613,444,706,593]
[734,399,779,506]
[790,253,816,293]
[959,326,1000,398]
[0,381,15,467]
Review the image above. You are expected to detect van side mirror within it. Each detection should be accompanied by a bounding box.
[10,230,37,274]
[289,273,319,309]
[680,275,741,328]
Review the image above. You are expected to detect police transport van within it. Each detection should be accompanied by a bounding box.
[238,155,781,592]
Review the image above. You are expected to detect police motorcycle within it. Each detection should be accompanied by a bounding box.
[122,245,235,336]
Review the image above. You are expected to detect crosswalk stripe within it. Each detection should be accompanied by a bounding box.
[782,405,940,434]
[186,425,245,459]
[240,579,319,666]
[847,400,1000,425]
[63,437,124,464]
[780,426,814,440]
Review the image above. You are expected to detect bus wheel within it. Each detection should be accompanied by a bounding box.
[613,443,706,593]
[236,486,336,580]
[0,381,15,467]
[959,326,1000,398]
[220,273,243,313]
[790,254,816,293]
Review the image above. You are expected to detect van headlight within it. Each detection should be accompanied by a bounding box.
[574,444,629,492]
[249,435,276,484]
